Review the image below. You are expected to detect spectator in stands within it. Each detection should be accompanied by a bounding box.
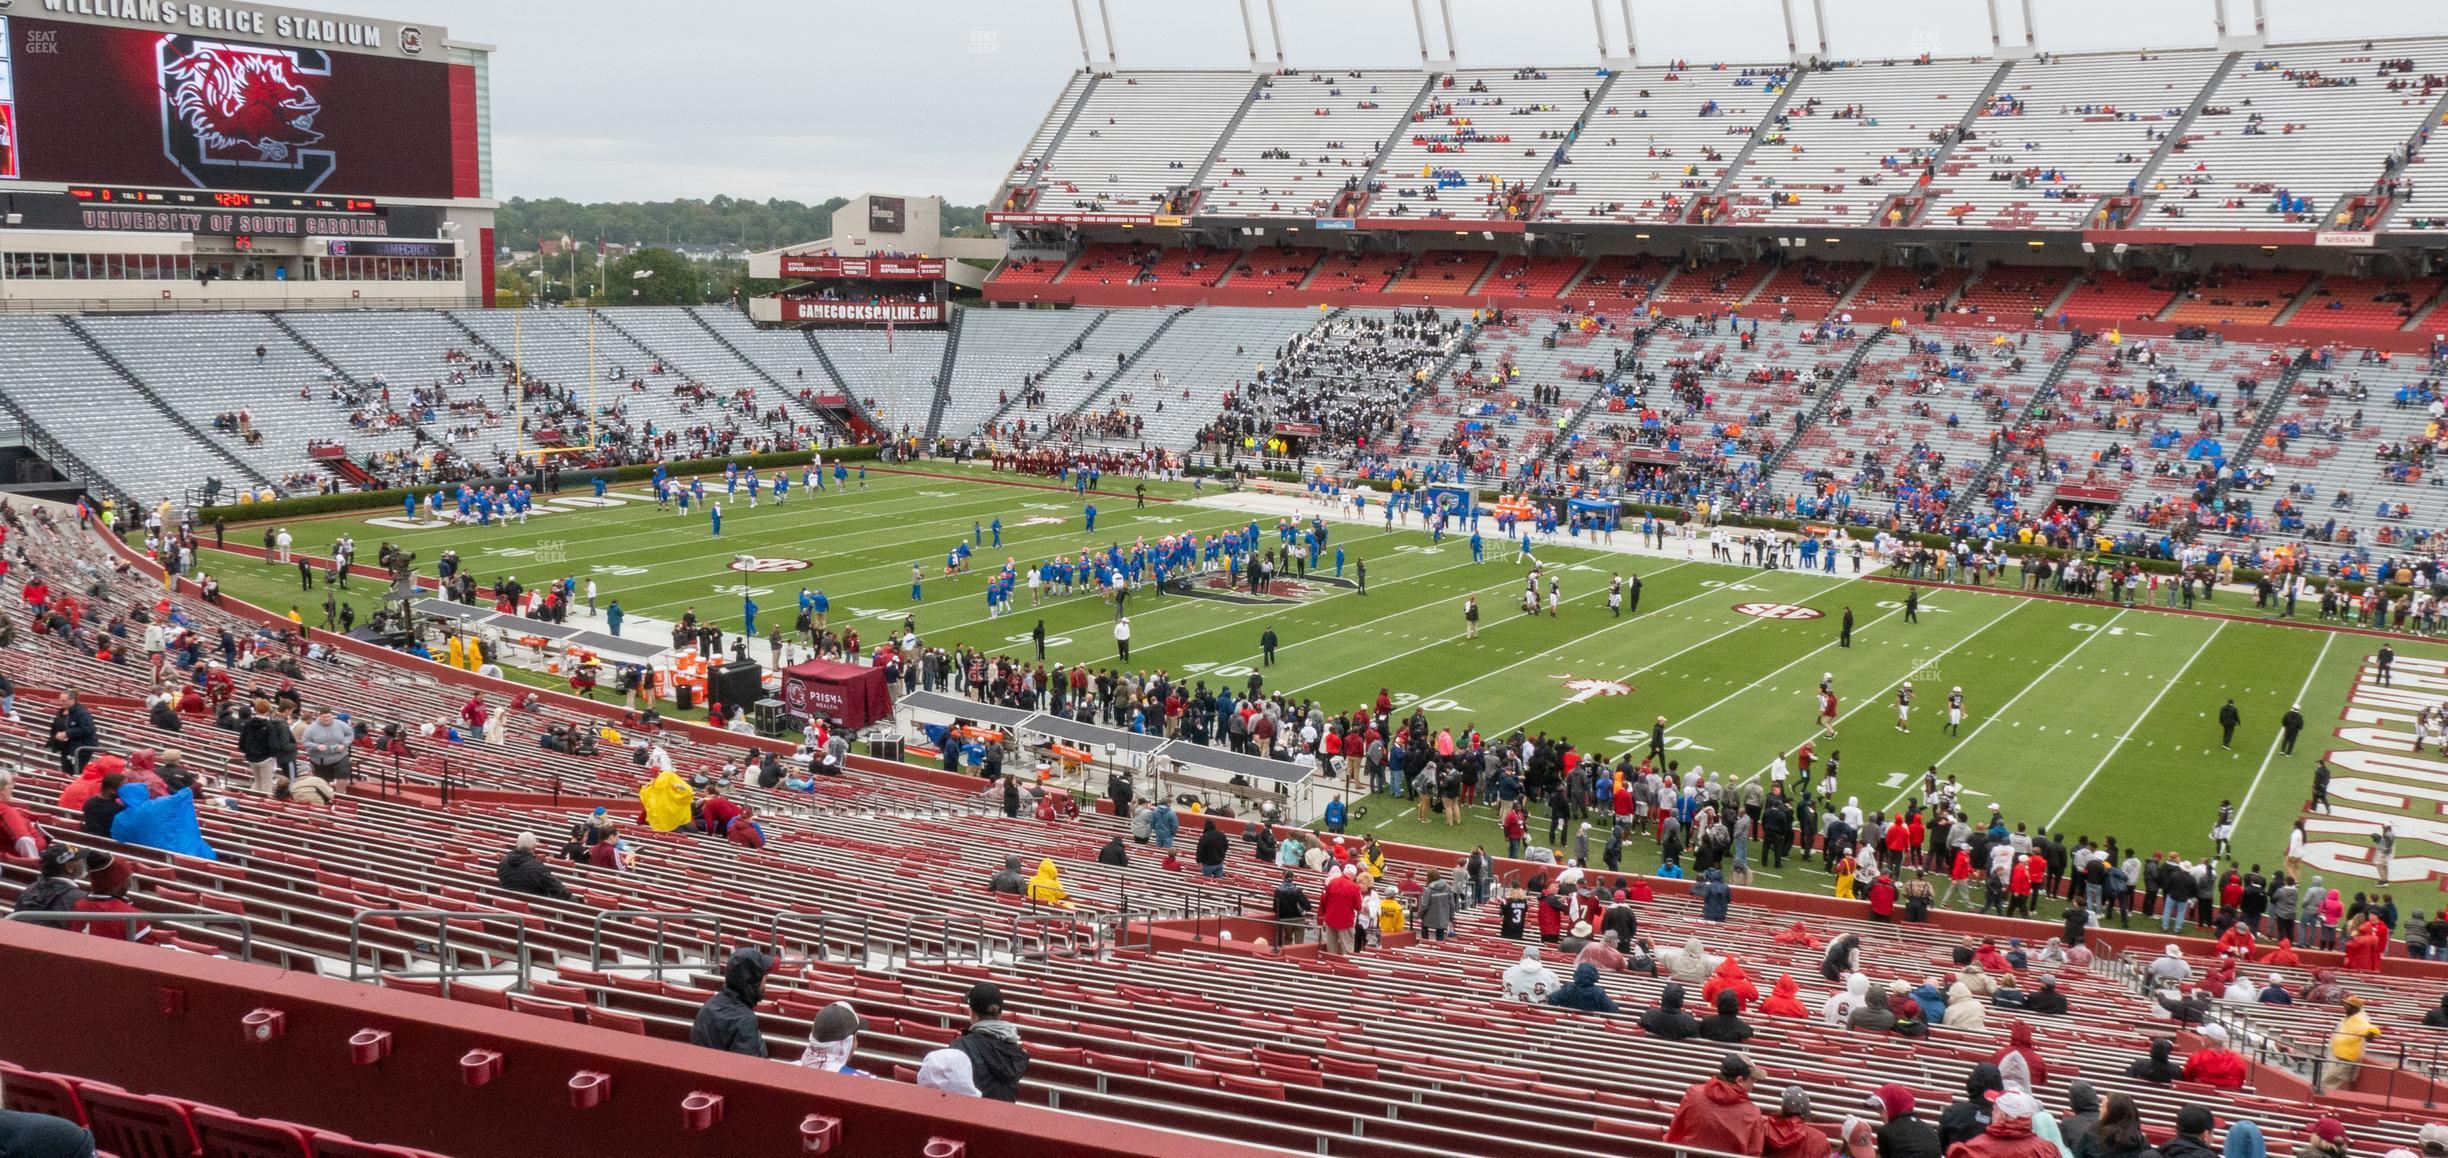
[2154,1107,2221,1158]
[1696,867,1733,921]
[688,946,773,1058]
[1667,1053,1767,1155]
[301,708,354,788]
[2424,994,2448,1028]
[1641,983,1701,1039]
[1939,1065,2005,1150]
[1706,955,1761,1012]
[1763,1087,1827,1158]
[0,770,51,859]
[281,768,335,807]
[1548,962,1621,1014]
[77,772,125,837]
[1869,1083,1941,1158]
[2223,1121,2269,1158]
[1024,859,1070,908]
[1194,819,1228,879]
[1096,836,1128,867]
[2146,944,2194,985]
[237,697,292,793]
[10,845,85,914]
[46,690,96,777]
[1822,932,1862,981]
[1949,1089,2059,1158]
[2021,978,2068,1017]
[2124,1038,2182,1085]
[796,1003,869,1076]
[110,779,214,861]
[1823,972,1871,1026]
[988,855,1027,896]
[2325,997,2380,1090]
[498,833,574,901]
[1699,991,1756,1043]
[2296,1118,2349,1158]
[69,850,140,939]
[1992,1022,2050,1084]
[1668,936,1721,987]
[1504,946,1559,1001]
[584,825,633,871]
[1319,864,1362,955]
[1272,869,1312,945]
[1418,871,1458,941]
[2181,1024,2248,1090]
[2056,1084,2100,1157]
[2258,973,2295,1004]
[1761,974,1811,1018]
[915,1048,981,1097]
[951,982,1028,1102]
[0,1108,94,1158]
[2076,1094,2153,1158]
[1944,982,1990,1032]
[1850,982,1902,1034]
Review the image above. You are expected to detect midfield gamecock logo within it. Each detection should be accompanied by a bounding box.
[728,556,812,573]
[157,35,336,193]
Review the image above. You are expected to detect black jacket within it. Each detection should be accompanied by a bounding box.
[1937,1064,2003,1150]
[688,948,771,1058]
[81,794,125,838]
[1637,983,1700,1039]
[237,714,292,763]
[1876,1116,1944,1158]
[10,877,84,914]
[1272,879,1312,922]
[1195,825,1229,868]
[496,848,573,901]
[48,705,95,755]
[954,1022,1030,1102]
[2160,1137,2220,1158]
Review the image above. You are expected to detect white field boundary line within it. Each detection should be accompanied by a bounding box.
[2225,631,2338,835]
[2042,619,2228,831]
[1875,606,2132,815]
[1483,575,1856,738]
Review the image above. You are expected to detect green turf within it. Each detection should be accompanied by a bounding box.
[199,464,2446,898]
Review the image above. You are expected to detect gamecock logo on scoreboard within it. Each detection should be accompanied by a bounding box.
[1731,602,1824,620]
[157,35,337,193]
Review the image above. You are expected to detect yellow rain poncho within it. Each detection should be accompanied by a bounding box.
[1025,859,1069,907]
[639,770,696,832]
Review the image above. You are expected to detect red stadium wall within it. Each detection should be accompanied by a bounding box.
[449,64,483,200]
[0,923,1287,1158]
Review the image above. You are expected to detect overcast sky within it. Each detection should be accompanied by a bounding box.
[312,0,2448,206]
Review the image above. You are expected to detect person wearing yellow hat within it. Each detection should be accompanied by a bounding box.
[2325,996,2379,1089]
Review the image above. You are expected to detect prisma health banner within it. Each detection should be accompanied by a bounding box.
[2,16,454,197]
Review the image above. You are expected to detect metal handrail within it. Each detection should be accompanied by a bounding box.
[768,911,869,966]
[897,912,993,968]
[586,909,730,980]
[344,909,532,997]
[7,909,258,962]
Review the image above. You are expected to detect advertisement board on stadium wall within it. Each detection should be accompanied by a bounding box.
[986,211,1155,226]
[6,187,443,235]
[776,255,946,280]
[779,299,943,323]
[2,14,459,198]
[2314,231,2378,248]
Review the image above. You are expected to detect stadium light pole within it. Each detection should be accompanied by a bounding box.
[1780,0,1800,61]
[1589,0,1609,60]
[1096,0,1118,66]
[1069,0,1094,68]
[1620,0,1640,65]
[1438,0,1458,65]
[1264,0,1284,67]
[1237,0,1258,67]
[1985,0,2002,54]
[2021,0,2038,49]
[1811,0,1828,59]
[1410,0,1431,65]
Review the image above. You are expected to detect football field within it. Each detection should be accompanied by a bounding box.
[206,464,2443,896]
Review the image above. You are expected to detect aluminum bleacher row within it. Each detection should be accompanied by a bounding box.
[0,502,2441,1156]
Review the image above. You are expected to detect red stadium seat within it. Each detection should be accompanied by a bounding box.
[189,1105,316,1158]
[0,1068,90,1125]
[79,1086,202,1158]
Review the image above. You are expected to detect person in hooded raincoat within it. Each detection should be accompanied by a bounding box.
[1547,962,1620,1013]
[1704,954,1761,1012]
[1760,974,1811,1018]
[1667,1054,1767,1154]
[1993,1021,2052,1085]
[688,946,772,1057]
[110,781,215,860]
[1640,982,1701,1038]
[1763,1086,1831,1158]
[1025,858,1070,907]
[1946,1089,2060,1158]
[638,769,695,832]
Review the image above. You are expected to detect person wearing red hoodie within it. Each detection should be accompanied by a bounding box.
[1705,955,1762,1012]
[1319,864,1363,955]
[1991,1021,2051,1086]
[2180,1023,2249,1089]
[1668,1054,1766,1155]
[1944,1089,2058,1158]
[1946,846,1976,910]
[1868,874,1900,920]
[2259,938,2302,967]
[1763,1086,1830,1158]
[1760,974,1812,1018]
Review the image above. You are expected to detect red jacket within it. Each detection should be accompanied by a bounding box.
[1319,873,1363,931]
[701,797,744,835]
[1503,810,1527,842]
[1946,1122,2059,1158]
[1667,1078,1765,1155]
[1763,1113,1831,1158]
[2181,1047,2247,1090]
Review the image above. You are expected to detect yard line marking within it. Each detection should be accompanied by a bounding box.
[2043,620,2227,831]
[1877,606,2131,814]
[1283,562,1698,696]
[1678,592,1929,735]
[1734,595,2033,788]
[1486,576,1854,737]
[2230,632,2339,835]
